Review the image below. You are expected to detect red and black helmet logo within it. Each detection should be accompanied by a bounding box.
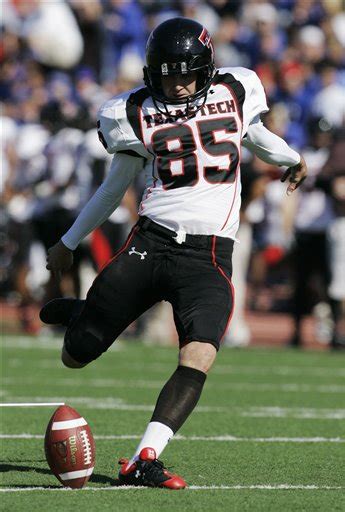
[198,28,214,57]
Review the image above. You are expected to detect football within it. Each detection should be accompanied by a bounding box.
[44,405,95,488]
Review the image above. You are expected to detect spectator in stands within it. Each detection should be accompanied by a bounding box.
[101,0,147,82]
[223,159,269,347]
[3,0,83,69]
[316,129,345,349]
[32,101,86,302]
[1,105,49,332]
[312,60,345,127]
[241,2,287,68]
[1,0,344,345]
[286,116,334,347]
[69,0,104,79]
[274,61,315,148]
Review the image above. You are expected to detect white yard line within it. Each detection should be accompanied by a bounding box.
[0,403,65,407]
[2,338,62,350]
[5,360,345,379]
[2,397,345,419]
[1,434,344,443]
[213,365,345,378]
[0,484,343,492]
[1,377,162,389]
[240,406,345,420]
[3,377,345,394]
[1,396,226,412]
[0,337,120,351]
[3,340,345,377]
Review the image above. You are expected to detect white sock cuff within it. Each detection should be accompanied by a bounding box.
[147,421,174,438]
[133,421,174,460]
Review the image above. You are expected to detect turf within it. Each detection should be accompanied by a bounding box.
[1,334,344,511]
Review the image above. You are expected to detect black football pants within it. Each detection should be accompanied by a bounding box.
[64,217,234,364]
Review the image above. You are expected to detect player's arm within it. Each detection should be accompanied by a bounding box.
[243,118,308,195]
[46,152,144,279]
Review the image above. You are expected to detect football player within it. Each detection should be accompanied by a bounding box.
[40,18,307,489]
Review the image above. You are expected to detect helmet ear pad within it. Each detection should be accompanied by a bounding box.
[195,66,213,95]
[143,67,164,98]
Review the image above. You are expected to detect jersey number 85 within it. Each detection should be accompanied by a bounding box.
[151,116,239,189]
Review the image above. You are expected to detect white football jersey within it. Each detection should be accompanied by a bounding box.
[97,67,268,240]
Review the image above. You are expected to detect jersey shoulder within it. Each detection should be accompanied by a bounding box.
[217,67,263,94]
[217,66,269,133]
[97,88,149,157]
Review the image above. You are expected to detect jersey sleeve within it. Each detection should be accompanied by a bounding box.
[227,67,269,136]
[61,152,143,250]
[97,91,149,158]
[243,119,300,167]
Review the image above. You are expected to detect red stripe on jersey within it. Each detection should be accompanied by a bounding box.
[216,81,242,232]
[99,226,139,272]
[219,82,243,127]
[211,234,217,266]
[138,103,158,214]
[91,228,113,271]
[211,235,235,341]
[218,267,235,341]
[220,163,240,231]
[138,104,145,147]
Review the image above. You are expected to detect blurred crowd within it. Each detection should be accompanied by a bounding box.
[1,0,344,348]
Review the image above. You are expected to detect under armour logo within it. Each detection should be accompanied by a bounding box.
[135,470,141,479]
[129,247,147,260]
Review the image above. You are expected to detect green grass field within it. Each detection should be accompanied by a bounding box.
[1,334,344,511]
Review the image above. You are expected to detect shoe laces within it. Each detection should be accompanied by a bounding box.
[141,458,169,482]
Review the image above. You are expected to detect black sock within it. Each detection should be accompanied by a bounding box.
[151,365,207,433]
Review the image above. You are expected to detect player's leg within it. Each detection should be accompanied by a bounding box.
[40,298,86,367]
[126,341,216,461]
[41,227,158,367]
[117,342,218,489]
[61,346,87,368]
[178,339,217,371]
[118,237,233,488]
[117,340,214,490]
[122,340,215,456]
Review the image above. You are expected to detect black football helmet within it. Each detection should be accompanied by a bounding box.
[143,17,216,116]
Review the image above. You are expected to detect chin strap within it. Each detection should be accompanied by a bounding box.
[146,67,217,120]
[152,92,208,120]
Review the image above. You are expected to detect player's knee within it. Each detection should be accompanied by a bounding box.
[61,346,88,369]
[179,341,217,373]
[63,328,106,367]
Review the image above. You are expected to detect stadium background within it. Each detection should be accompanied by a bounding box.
[1,1,345,508]
[1,0,344,349]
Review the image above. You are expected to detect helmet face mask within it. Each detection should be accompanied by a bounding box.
[143,17,216,117]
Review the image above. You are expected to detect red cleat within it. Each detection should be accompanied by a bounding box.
[117,448,187,489]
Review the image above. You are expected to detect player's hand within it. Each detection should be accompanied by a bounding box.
[281,155,308,196]
[46,240,73,281]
